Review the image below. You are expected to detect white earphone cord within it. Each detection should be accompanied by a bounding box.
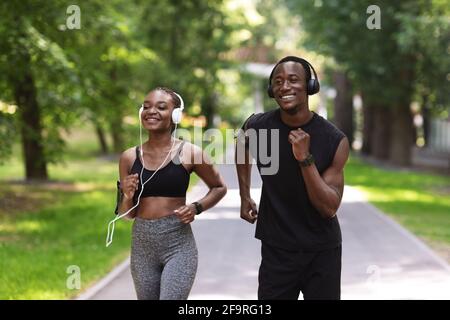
[105,120,179,247]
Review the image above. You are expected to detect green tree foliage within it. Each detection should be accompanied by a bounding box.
[0,1,81,179]
[0,0,246,178]
[283,0,448,165]
[0,106,16,164]
[135,0,233,128]
[395,0,450,116]
[0,1,158,177]
[64,1,158,153]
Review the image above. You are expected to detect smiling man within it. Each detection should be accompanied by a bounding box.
[235,56,349,300]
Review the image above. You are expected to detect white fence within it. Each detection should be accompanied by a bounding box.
[429,119,450,153]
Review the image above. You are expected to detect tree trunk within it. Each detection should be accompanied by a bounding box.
[202,92,217,129]
[108,65,125,153]
[361,93,374,155]
[333,71,354,147]
[388,61,415,165]
[371,104,390,160]
[389,103,413,166]
[169,0,180,68]
[94,122,109,154]
[110,112,125,153]
[422,95,430,147]
[12,57,48,181]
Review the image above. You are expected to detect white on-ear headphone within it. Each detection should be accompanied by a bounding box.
[171,92,184,124]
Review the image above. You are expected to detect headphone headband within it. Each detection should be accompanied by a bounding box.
[173,92,184,111]
[139,90,184,110]
[269,56,317,84]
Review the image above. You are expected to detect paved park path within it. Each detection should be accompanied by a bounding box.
[77,156,450,300]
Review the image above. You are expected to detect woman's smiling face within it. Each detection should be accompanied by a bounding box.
[141,90,175,132]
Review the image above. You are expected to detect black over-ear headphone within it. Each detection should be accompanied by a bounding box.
[267,56,320,98]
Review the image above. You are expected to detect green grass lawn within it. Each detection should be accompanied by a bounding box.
[345,156,450,261]
[0,156,133,299]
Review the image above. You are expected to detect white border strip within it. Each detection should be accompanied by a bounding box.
[75,257,130,300]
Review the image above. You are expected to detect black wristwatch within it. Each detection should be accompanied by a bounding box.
[298,153,315,167]
[192,201,203,215]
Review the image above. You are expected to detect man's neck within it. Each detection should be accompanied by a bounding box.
[280,106,313,128]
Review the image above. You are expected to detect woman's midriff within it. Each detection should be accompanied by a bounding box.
[136,196,186,220]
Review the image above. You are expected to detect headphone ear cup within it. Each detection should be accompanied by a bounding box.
[267,84,274,98]
[172,108,182,124]
[307,79,320,95]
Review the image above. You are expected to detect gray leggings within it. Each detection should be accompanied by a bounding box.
[130,215,198,300]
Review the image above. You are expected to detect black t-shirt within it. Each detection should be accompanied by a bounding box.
[243,109,346,251]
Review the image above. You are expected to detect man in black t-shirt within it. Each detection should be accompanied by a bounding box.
[235,56,349,300]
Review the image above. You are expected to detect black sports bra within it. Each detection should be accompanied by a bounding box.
[130,142,190,200]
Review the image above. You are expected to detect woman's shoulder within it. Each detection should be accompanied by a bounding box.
[177,140,209,167]
[178,140,202,156]
[122,146,138,157]
[119,146,138,166]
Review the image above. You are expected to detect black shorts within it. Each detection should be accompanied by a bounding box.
[258,242,341,300]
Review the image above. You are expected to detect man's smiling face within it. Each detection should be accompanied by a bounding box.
[271,61,308,115]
